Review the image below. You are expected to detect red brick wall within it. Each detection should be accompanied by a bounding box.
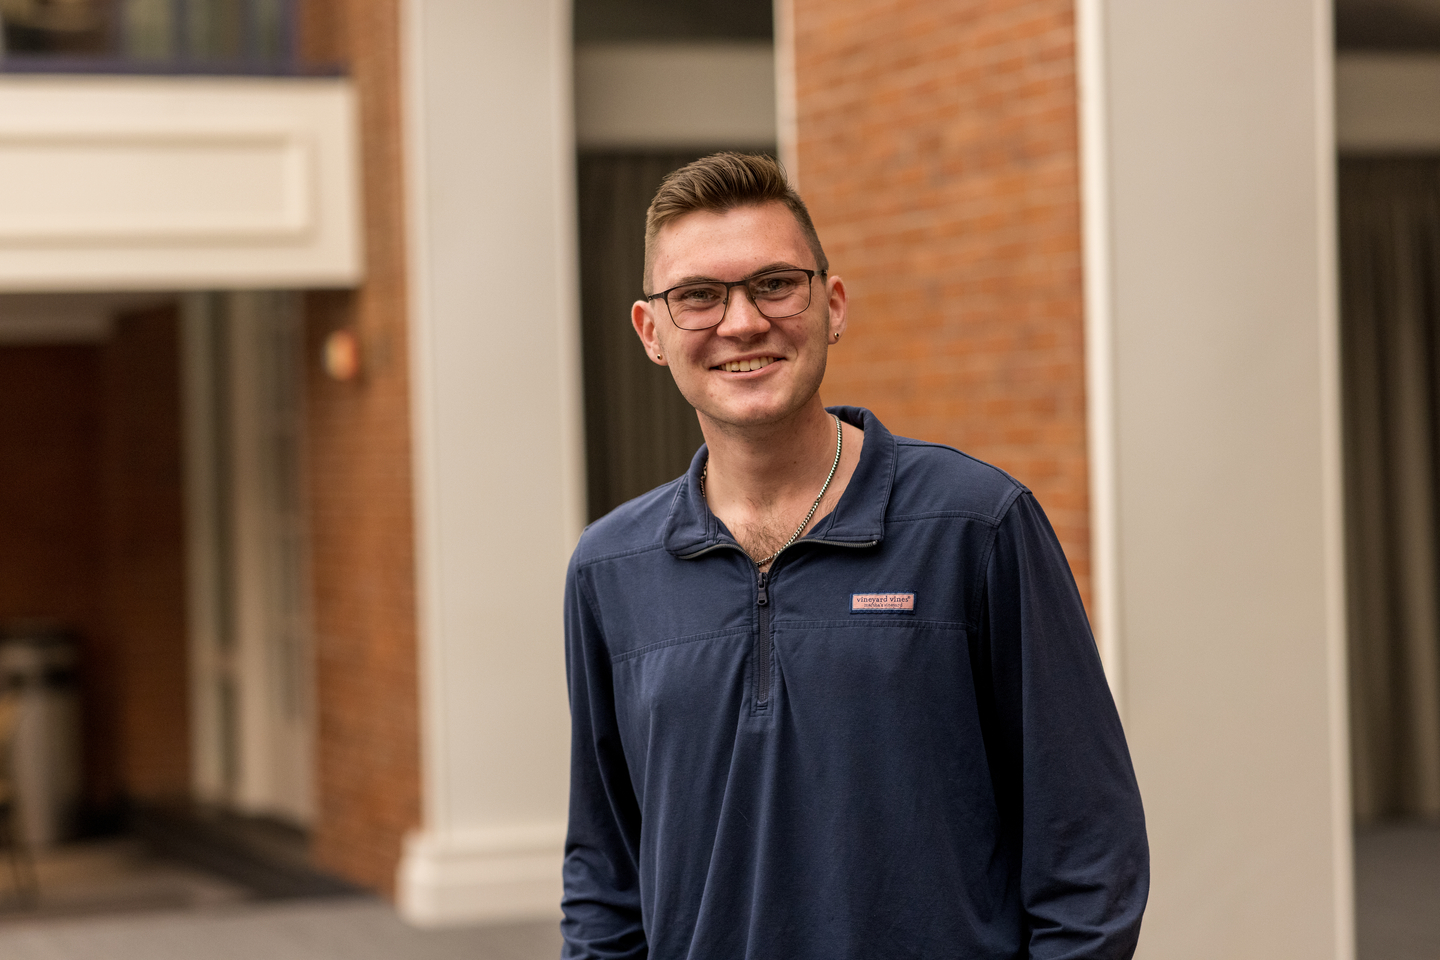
[0,319,191,812]
[794,0,1092,605]
[0,345,114,809]
[100,305,191,801]
[0,346,104,635]
[301,0,422,896]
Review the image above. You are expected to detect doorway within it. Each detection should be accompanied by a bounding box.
[181,292,314,825]
[0,288,318,893]
[0,289,321,915]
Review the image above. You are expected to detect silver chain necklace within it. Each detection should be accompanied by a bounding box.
[701,414,843,568]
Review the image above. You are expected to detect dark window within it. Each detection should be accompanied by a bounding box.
[0,0,314,75]
[575,0,773,43]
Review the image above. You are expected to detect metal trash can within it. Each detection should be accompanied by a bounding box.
[0,625,82,848]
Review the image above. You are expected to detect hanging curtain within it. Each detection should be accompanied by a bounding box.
[577,151,709,521]
[1341,157,1440,824]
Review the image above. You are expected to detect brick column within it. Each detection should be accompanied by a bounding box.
[792,0,1091,605]
[301,0,423,896]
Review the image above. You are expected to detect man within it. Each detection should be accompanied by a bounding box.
[562,153,1148,959]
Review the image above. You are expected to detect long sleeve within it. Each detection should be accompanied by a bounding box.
[561,556,648,959]
[981,493,1149,959]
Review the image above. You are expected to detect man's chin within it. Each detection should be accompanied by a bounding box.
[677,368,827,435]
[693,397,814,435]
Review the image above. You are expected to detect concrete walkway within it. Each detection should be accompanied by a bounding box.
[0,897,560,960]
[0,824,1434,959]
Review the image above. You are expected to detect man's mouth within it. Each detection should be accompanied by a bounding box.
[716,357,778,373]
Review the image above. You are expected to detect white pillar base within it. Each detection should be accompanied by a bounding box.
[397,823,566,927]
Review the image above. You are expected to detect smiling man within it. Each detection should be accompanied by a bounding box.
[561,153,1148,959]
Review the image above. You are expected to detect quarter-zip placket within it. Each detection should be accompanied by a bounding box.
[750,537,876,711]
[755,569,771,708]
[678,541,777,712]
[679,538,878,714]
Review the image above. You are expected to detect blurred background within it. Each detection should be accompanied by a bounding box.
[0,1,1436,958]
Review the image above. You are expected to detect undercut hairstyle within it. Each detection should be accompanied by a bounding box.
[643,152,829,293]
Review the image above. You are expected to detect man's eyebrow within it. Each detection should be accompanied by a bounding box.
[668,263,806,286]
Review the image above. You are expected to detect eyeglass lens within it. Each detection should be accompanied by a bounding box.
[665,270,813,330]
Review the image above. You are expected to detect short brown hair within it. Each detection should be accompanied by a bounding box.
[643,152,829,293]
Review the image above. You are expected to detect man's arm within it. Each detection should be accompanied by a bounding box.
[560,556,647,960]
[982,492,1149,959]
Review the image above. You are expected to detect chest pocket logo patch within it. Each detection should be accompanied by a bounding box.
[851,592,916,613]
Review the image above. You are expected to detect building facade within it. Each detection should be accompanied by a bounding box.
[14,0,1439,957]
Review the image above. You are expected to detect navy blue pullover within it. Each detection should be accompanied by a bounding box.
[562,407,1148,959]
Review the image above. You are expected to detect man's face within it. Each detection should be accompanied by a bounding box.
[632,202,847,433]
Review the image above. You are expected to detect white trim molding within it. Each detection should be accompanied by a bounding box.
[399,824,566,927]
[0,76,361,291]
[1315,13,1357,958]
[1075,0,1125,714]
[0,129,310,244]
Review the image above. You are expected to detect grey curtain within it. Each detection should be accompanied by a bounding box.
[577,151,709,521]
[1341,157,1440,824]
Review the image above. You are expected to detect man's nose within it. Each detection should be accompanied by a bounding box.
[716,286,771,338]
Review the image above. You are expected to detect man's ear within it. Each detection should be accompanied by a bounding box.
[825,274,849,343]
[633,300,668,366]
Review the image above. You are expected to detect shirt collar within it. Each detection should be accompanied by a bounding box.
[662,405,896,558]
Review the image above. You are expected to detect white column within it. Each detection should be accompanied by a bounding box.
[397,0,584,926]
[1078,1,1353,957]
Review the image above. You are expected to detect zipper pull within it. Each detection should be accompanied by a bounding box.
[756,572,769,606]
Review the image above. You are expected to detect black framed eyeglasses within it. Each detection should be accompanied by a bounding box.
[645,268,823,331]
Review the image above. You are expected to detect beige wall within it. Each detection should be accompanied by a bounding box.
[1083,0,1353,956]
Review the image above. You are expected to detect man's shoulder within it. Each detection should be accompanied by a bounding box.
[886,435,1029,525]
[571,476,684,568]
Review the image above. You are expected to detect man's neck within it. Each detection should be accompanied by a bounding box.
[700,400,838,507]
[698,400,864,565]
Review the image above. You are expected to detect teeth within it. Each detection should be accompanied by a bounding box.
[722,357,776,373]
